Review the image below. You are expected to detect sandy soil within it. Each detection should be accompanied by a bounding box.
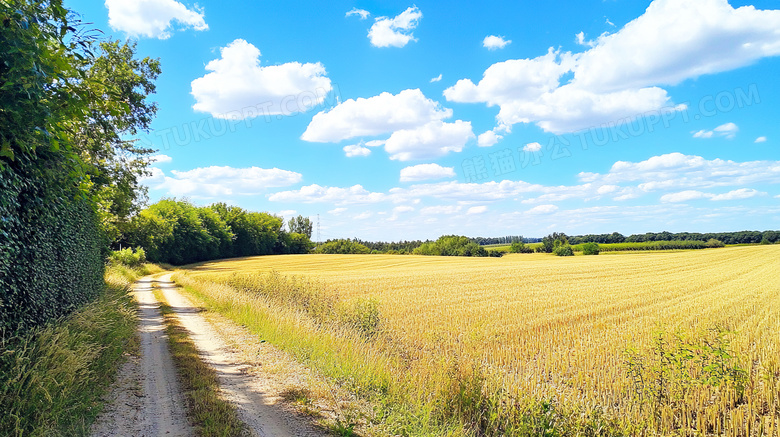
[156,273,325,437]
[91,277,192,437]
[92,274,327,437]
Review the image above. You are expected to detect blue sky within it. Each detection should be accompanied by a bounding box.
[67,0,780,241]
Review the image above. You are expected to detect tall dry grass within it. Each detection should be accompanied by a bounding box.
[0,263,161,436]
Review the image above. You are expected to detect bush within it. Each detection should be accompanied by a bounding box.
[108,247,147,267]
[705,238,725,248]
[760,238,771,245]
[509,241,534,253]
[314,239,371,254]
[553,245,574,257]
[413,235,489,257]
[581,242,600,255]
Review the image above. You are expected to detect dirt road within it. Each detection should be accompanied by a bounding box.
[91,277,192,436]
[92,275,324,437]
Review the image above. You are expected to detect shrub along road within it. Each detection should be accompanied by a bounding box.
[92,274,324,437]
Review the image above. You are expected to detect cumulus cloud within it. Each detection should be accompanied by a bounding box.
[268,184,386,205]
[660,190,709,203]
[477,130,502,147]
[421,205,462,215]
[483,35,511,50]
[755,136,768,143]
[400,163,456,182]
[384,120,474,161]
[346,8,370,19]
[523,142,542,152]
[710,188,764,201]
[191,39,332,119]
[105,0,207,39]
[142,166,302,198]
[692,122,739,139]
[445,0,780,133]
[528,204,559,214]
[467,205,488,214]
[149,154,172,164]
[302,89,451,143]
[368,6,422,48]
[661,188,765,202]
[343,144,372,157]
[578,152,780,191]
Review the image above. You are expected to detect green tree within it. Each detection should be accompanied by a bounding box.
[539,232,569,253]
[287,215,313,238]
[581,242,600,255]
[70,40,161,245]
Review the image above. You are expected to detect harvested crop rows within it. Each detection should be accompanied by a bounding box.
[180,246,780,435]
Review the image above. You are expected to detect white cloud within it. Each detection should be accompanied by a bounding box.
[346,8,370,19]
[149,154,172,164]
[268,184,386,205]
[421,205,462,215]
[755,136,767,143]
[467,205,488,215]
[328,207,347,215]
[693,122,739,139]
[660,190,709,203]
[368,6,422,48]
[710,188,764,201]
[302,89,451,143]
[477,130,502,147]
[483,35,511,50]
[430,74,443,83]
[191,39,332,119]
[523,142,542,152]
[354,212,373,220]
[343,144,371,157]
[528,204,559,214]
[662,188,765,202]
[143,166,302,198]
[105,0,207,39]
[445,0,780,133]
[400,163,456,182]
[385,120,474,161]
[578,153,780,191]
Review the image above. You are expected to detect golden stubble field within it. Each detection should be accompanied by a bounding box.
[183,246,780,434]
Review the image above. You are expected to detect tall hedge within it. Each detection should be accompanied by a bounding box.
[0,1,105,333]
[0,155,104,332]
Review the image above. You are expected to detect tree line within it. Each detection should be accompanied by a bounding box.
[123,199,314,265]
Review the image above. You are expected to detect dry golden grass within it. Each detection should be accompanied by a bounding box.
[181,246,780,435]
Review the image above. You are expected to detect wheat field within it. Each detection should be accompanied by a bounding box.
[180,246,780,435]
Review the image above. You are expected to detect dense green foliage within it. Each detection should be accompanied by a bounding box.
[314,239,371,254]
[624,230,778,244]
[509,241,534,253]
[414,235,491,257]
[1,1,158,332]
[287,215,313,238]
[107,247,147,268]
[573,240,713,252]
[0,265,140,436]
[125,199,312,264]
[538,233,570,253]
[352,238,426,254]
[581,242,600,255]
[479,231,778,247]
